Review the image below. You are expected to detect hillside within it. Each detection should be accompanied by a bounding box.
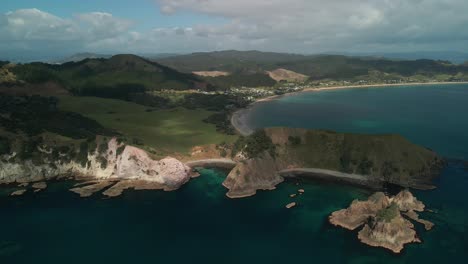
[157,50,468,83]
[158,50,309,73]
[54,52,112,64]
[7,54,209,99]
[224,128,443,198]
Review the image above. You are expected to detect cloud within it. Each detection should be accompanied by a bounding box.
[0,9,138,60]
[76,12,133,40]
[156,0,468,52]
[1,2,468,61]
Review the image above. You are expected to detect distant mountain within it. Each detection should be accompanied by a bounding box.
[55,53,112,64]
[157,50,468,82]
[156,50,309,73]
[143,53,183,60]
[336,51,468,64]
[55,52,182,65]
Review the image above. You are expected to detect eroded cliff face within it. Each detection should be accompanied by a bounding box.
[223,152,284,198]
[0,138,191,191]
[329,190,433,253]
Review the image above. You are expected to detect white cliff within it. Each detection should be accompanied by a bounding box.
[0,138,192,191]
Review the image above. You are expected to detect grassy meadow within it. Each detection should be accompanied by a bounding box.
[58,96,237,155]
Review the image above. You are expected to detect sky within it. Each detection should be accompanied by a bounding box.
[1,0,468,61]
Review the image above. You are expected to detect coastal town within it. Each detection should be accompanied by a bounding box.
[164,76,468,104]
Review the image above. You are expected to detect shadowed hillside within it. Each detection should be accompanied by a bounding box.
[8,54,209,99]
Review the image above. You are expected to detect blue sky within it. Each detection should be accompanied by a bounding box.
[0,0,223,30]
[1,0,468,61]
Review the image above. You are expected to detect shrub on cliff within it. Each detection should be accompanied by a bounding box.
[232,130,276,159]
[376,202,399,223]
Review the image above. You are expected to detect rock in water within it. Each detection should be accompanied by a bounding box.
[223,152,284,198]
[286,202,297,209]
[102,180,165,198]
[32,182,47,191]
[329,192,390,230]
[329,190,433,253]
[404,210,435,231]
[70,181,115,197]
[10,189,27,196]
[358,209,420,254]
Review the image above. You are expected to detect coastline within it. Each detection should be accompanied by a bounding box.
[231,81,468,135]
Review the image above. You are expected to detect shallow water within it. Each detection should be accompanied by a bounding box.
[2,84,468,263]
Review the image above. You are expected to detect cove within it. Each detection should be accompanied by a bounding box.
[2,84,468,263]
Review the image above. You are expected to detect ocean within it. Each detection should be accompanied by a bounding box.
[1,84,468,263]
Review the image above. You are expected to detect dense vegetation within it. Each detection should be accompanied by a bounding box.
[0,95,115,139]
[262,128,441,187]
[231,130,276,159]
[157,50,308,73]
[10,55,207,99]
[376,202,399,222]
[158,51,468,82]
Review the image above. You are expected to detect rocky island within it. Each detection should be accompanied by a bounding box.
[329,190,434,253]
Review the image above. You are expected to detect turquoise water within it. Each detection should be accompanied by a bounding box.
[2,84,468,263]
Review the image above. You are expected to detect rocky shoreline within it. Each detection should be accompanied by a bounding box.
[1,138,194,198]
[329,190,434,253]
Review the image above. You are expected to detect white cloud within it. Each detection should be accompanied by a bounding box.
[76,12,133,40]
[1,2,468,61]
[0,9,138,59]
[156,0,468,52]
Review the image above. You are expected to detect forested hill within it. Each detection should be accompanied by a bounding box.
[6,54,210,98]
[157,50,468,81]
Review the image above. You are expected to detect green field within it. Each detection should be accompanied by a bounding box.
[58,96,236,154]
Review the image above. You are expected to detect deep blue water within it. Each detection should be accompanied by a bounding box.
[246,84,468,159]
[2,84,468,263]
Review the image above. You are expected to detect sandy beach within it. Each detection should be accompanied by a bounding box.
[231,81,468,135]
[231,108,255,135]
[259,81,468,103]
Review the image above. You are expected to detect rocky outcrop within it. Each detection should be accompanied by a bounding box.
[329,192,390,230]
[358,211,420,254]
[329,190,434,253]
[102,180,166,198]
[70,181,116,197]
[10,189,27,196]
[223,152,284,198]
[0,138,192,192]
[392,190,425,212]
